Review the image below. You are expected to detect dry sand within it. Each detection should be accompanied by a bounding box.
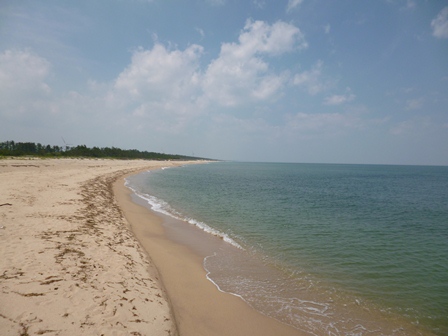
[1,158,304,336]
[0,158,186,336]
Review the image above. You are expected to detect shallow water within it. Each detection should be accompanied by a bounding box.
[126,162,448,335]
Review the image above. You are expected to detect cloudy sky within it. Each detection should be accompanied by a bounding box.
[1,0,447,164]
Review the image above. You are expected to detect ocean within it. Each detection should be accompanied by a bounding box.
[125,162,448,335]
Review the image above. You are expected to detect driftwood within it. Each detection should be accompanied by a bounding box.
[0,203,12,207]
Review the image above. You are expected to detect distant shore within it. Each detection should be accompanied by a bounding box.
[0,158,303,335]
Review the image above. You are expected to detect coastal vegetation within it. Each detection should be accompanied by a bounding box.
[0,140,210,161]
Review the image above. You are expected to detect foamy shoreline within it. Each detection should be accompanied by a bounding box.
[115,165,304,335]
[0,158,191,335]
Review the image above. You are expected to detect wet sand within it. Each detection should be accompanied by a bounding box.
[114,172,305,336]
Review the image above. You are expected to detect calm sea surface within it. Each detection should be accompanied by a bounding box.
[126,162,448,335]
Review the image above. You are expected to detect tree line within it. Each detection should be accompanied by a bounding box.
[0,141,209,161]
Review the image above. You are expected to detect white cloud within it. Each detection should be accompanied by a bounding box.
[431,7,448,39]
[324,24,331,34]
[106,43,207,134]
[112,20,306,112]
[203,19,307,106]
[235,19,307,56]
[323,88,355,105]
[385,0,417,14]
[287,0,304,13]
[389,117,431,135]
[0,20,323,150]
[205,0,225,6]
[0,49,106,145]
[406,0,416,9]
[0,49,52,118]
[114,44,203,101]
[253,0,266,9]
[1,19,311,144]
[293,61,327,95]
[401,0,416,11]
[0,46,206,142]
[208,109,366,149]
[0,49,51,94]
[390,120,412,135]
[284,111,363,136]
[128,100,201,133]
[0,19,309,143]
[251,74,287,100]
[405,98,423,110]
[196,27,205,39]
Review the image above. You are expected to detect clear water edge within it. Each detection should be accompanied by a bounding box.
[125,162,448,335]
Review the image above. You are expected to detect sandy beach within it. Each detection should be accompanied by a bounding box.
[0,158,303,335]
[0,158,186,335]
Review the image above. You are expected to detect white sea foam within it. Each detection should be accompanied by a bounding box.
[125,178,243,250]
[204,253,246,299]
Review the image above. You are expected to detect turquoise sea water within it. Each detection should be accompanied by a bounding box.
[126,162,448,335]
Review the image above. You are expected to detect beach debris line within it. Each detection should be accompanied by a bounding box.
[0,203,12,206]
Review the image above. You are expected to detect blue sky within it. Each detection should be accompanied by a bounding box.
[1,0,447,164]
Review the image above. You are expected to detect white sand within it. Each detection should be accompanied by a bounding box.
[0,158,193,336]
